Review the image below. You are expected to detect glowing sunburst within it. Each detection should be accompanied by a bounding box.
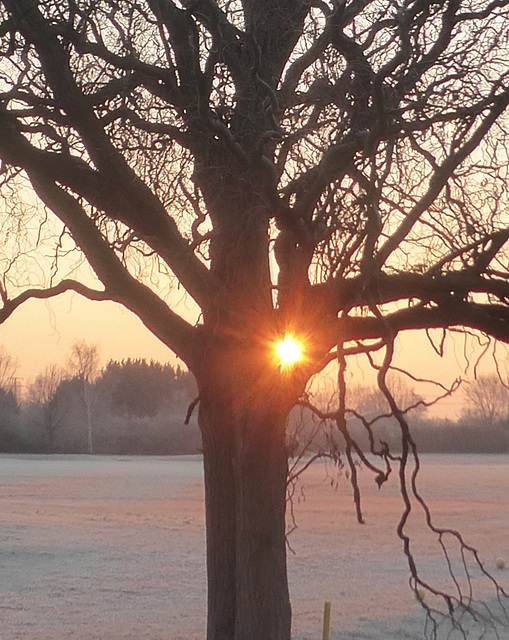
[276,335,303,370]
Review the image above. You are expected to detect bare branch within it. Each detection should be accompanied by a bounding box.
[0,279,107,324]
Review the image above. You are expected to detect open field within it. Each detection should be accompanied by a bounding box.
[0,453,508,639]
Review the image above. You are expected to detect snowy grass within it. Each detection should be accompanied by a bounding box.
[0,453,508,639]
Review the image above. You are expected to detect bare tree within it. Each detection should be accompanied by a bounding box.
[462,373,509,425]
[1,2,509,638]
[67,340,100,454]
[348,375,426,416]
[0,345,17,395]
[28,364,66,448]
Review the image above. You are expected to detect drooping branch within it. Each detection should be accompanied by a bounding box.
[375,337,509,639]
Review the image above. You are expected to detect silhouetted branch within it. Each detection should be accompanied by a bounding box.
[0,279,109,324]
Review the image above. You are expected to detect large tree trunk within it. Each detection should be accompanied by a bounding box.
[194,161,299,640]
[199,373,292,640]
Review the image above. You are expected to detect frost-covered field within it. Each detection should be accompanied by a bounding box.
[0,453,508,639]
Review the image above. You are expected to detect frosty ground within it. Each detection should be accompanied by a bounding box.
[0,453,508,640]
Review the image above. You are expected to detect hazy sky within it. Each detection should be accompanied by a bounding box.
[1,288,500,420]
[0,293,181,390]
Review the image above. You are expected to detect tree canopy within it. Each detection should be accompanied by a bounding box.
[1,2,509,639]
[1,1,509,352]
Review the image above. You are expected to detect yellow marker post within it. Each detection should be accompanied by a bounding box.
[322,600,332,640]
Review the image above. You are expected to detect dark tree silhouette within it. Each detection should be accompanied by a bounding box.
[28,364,66,448]
[0,384,20,450]
[1,2,509,638]
[98,358,195,417]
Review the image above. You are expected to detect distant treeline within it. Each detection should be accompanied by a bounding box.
[287,410,509,457]
[0,358,201,455]
[1,357,508,456]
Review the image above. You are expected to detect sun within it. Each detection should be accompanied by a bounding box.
[275,335,304,370]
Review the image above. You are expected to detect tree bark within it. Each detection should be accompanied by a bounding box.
[201,397,237,640]
[199,375,292,640]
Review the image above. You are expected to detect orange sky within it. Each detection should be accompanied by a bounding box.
[1,289,503,420]
[0,293,181,391]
